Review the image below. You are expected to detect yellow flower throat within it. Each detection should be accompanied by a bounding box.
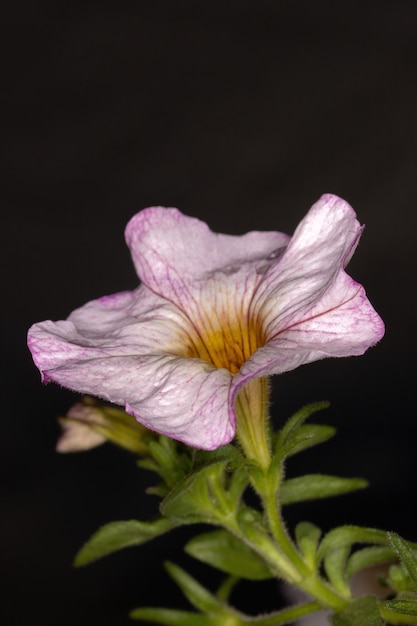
[186,317,264,374]
[182,308,271,468]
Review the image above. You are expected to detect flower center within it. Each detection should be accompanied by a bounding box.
[186,317,264,374]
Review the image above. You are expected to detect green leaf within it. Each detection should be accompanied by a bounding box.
[280,474,368,505]
[274,402,330,455]
[131,600,324,626]
[387,564,416,593]
[161,462,225,523]
[246,603,323,625]
[161,461,243,525]
[294,522,322,566]
[236,508,301,581]
[185,529,272,580]
[74,518,176,566]
[282,424,336,459]
[346,546,396,579]
[384,598,417,616]
[130,607,214,625]
[216,576,239,602]
[193,444,244,471]
[381,602,417,624]
[317,526,388,564]
[331,595,384,626]
[387,532,417,588]
[324,545,351,595]
[147,437,191,488]
[227,465,250,504]
[164,562,222,614]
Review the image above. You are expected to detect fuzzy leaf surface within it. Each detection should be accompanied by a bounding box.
[164,562,222,613]
[74,518,176,566]
[295,522,322,566]
[280,474,367,505]
[185,529,272,580]
[130,607,215,625]
[384,598,417,616]
[387,532,417,588]
[331,596,383,626]
[346,546,395,578]
[274,402,330,454]
[317,526,388,563]
[281,423,336,459]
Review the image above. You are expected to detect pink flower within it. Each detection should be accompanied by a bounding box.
[28,195,384,451]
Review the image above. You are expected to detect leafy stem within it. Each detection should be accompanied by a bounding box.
[257,468,349,611]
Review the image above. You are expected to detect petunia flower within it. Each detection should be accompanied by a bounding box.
[28,194,384,463]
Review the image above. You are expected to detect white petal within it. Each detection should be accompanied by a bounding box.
[28,286,235,449]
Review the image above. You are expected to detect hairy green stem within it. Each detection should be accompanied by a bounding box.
[234,444,348,611]
[261,474,308,575]
[261,473,349,607]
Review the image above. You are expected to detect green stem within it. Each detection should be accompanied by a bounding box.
[244,459,348,611]
[268,475,348,609]
[261,473,308,575]
[234,384,349,612]
[220,512,347,611]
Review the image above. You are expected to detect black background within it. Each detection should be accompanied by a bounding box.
[2,1,417,624]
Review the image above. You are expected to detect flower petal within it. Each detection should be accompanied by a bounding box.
[237,272,384,386]
[253,194,364,333]
[125,206,290,305]
[124,207,290,373]
[232,194,384,394]
[28,286,234,449]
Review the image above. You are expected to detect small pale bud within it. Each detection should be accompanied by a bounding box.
[56,398,151,455]
[56,403,108,452]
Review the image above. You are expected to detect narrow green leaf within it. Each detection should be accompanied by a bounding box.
[324,545,351,595]
[295,522,322,566]
[130,607,213,625]
[74,518,176,566]
[384,598,417,616]
[387,564,415,593]
[346,546,395,578]
[387,532,417,588]
[185,529,272,580]
[147,437,191,488]
[164,562,222,614]
[131,602,324,626]
[317,526,388,564]
[246,602,323,625]
[275,402,330,453]
[161,462,226,523]
[193,444,244,470]
[216,576,239,602]
[228,465,250,504]
[381,604,417,625]
[280,474,368,505]
[282,424,336,459]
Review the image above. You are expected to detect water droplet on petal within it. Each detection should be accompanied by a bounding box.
[256,247,286,275]
[222,264,240,275]
[268,247,285,260]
